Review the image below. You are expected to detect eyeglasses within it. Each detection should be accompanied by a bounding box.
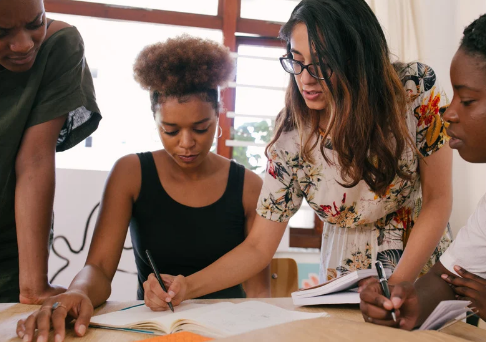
[279,56,333,80]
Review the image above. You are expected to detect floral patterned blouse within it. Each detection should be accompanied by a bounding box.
[257,63,452,283]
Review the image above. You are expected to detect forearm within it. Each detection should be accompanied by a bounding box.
[243,265,271,298]
[15,156,56,294]
[186,240,272,299]
[68,264,112,307]
[390,199,451,283]
[414,267,455,326]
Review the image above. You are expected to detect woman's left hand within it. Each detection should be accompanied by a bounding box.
[441,265,486,321]
[358,276,378,292]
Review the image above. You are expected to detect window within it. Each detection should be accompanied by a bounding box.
[231,44,287,173]
[48,12,222,170]
[230,38,320,245]
[240,0,299,23]
[73,0,219,15]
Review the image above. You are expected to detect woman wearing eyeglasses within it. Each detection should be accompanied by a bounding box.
[132,0,452,309]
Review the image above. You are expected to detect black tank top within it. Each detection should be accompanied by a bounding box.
[130,152,247,300]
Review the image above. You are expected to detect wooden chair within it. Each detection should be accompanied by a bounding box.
[270,258,299,297]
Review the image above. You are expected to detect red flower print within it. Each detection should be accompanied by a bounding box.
[268,160,277,179]
[320,205,333,216]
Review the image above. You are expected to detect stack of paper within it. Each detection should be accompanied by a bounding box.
[292,269,391,305]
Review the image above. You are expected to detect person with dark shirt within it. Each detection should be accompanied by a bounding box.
[0,0,100,304]
[17,35,269,342]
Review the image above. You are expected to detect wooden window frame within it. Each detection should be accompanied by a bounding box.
[44,0,321,248]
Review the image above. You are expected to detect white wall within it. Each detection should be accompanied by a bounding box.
[49,168,138,300]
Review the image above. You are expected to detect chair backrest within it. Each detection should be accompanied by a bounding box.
[270,258,299,297]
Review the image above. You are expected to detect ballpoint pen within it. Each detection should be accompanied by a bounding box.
[146,249,175,312]
[375,261,396,322]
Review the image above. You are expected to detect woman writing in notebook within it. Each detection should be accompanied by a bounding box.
[142,0,453,307]
[360,13,486,329]
[17,36,269,341]
[0,0,100,304]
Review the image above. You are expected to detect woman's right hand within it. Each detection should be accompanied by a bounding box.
[359,281,420,330]
[17,290,93,342]
[143,273,187,311]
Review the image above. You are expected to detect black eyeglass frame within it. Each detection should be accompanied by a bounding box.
[279,56,333,80]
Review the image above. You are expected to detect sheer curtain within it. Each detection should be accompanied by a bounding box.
[366,0,419,63]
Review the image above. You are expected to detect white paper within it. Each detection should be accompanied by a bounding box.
[418,300,470,331]
[292,269,391,299]
[193,301,327,336]
[293,291,360,305]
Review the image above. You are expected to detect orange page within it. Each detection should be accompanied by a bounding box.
[136,332,213,342]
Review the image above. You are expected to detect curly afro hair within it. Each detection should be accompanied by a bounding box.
[133,35,234,113]
[461,14,486,59]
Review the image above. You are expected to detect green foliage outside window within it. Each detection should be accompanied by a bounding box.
[232,120,274,171]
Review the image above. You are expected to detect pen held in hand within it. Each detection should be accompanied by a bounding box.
[375,261,396,322]
[146,249,175,312]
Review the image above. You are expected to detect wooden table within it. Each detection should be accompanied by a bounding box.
[1,298,485,342]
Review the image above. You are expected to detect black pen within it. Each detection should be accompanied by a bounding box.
[375,261,396,322]
[145,249,175,312]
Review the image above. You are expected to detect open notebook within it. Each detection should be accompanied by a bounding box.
[292,269,392,305]
[418,300,471,331]
[90,301,326,338]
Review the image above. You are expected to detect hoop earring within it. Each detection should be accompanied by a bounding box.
[218,126,223,138]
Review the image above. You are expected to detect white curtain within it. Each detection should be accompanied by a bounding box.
[366,0,420,63]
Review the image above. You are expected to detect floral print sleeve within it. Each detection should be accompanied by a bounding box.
[402,62,450,156]
[256,141,304,222]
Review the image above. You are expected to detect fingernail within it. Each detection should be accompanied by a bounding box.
[168,291,175,297]
[391,297,401,307]
[22,334,29,342]
[166,297,172,302]
[18,331,24,338]
[78,324,86,336]
[441,274,448,279]
[455,265,463,272]
[37,336,46,342]
[55,334,62,342]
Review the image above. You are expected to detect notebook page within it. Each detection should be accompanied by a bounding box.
[192,301,326,336]
[90,302,206,328]
[418,300,470,330]
[150,302,236,332]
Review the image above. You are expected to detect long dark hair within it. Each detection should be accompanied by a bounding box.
[267,0,413,196]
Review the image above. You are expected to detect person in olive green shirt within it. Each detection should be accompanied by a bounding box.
[0,0,101,303]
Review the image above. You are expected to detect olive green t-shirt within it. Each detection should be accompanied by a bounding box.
[0,27,101,264]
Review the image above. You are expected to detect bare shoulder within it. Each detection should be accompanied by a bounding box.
[242,168,263,214]
[244,168,263,191]
[108,154,142,200]
[111,154,141,179]
[45,20,72,40]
